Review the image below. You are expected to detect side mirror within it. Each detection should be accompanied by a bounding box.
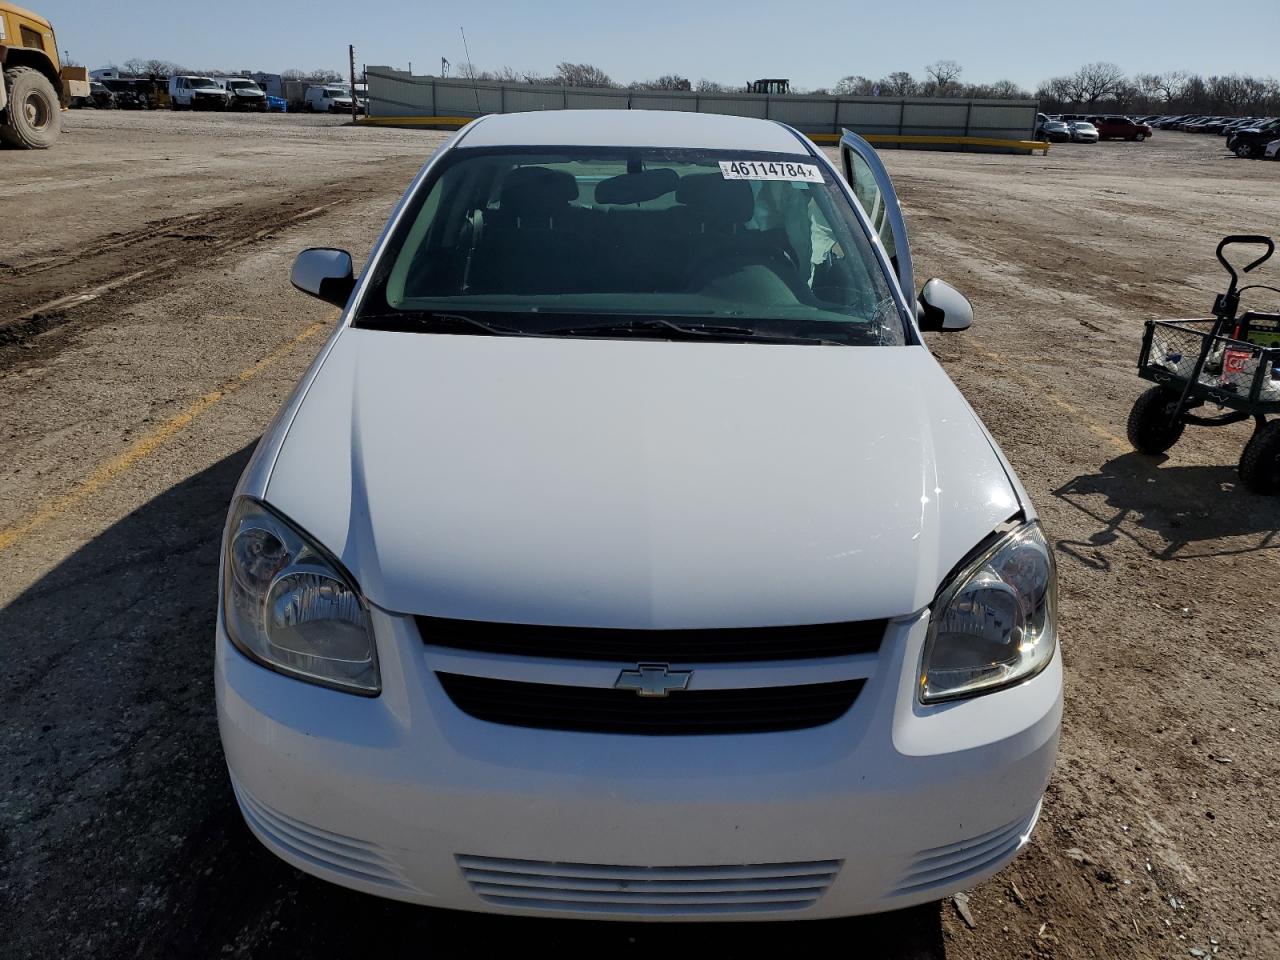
[917,278,973,332]
[291,248,355,307]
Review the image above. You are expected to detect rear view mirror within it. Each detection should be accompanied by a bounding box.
[917,278,973,332]
[291,248,355,307]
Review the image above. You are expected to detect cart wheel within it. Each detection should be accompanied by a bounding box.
[1126,387,1185,455]
[1238,421,1280,495]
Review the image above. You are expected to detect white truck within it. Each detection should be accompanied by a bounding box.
[217,77,266,111]
[167,75,229,110]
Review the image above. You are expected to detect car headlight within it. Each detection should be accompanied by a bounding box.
[222,497,379,695]
[920,521,1056,703]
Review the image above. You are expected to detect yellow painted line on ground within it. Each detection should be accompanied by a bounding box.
[357,115,472,128]
[0,320,328,554]
[974,348,1128,451]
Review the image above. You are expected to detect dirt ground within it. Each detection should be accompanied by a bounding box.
[1,111,1278,960]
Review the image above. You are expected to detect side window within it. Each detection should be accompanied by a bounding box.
[844,151,896,262]
[19,25,44,50]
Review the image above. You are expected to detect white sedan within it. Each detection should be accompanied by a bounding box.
[216,109,1061,920]
[1266,138,1280,159]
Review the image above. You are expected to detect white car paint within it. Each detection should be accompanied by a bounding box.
[216,109,1061,921]
[304,84,354,113]
[267,333,1019,626]
[1266,138,1280,159]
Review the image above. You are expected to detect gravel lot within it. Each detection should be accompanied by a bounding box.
[2,111,1278,959]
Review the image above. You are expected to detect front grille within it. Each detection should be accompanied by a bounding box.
[417,615,885,662]
[437,673,863,734]
[457,855,841,915]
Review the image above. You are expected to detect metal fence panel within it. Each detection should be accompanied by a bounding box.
[769,98,839,130]
[365,69,1039,147]
[836,100,904,134]
[565,90,630,110]
[698,95,768,118]
[902,101,971,131]
[629,93,698,112]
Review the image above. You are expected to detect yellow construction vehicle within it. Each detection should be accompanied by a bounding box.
[0,2,88,148]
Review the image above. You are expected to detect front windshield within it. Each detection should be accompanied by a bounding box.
[191,78,219,89]
[229,81,260,92]
[357,147,907,346]
[325,86,347,96]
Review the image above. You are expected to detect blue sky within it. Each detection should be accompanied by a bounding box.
[43,0,1280,90]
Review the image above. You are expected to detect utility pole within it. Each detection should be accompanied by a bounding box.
[349,44,358,123]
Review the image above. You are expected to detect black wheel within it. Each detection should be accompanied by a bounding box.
[1135,132,1146,142]
[1239,421,1280,495]
[0,66,61,148]
[1127,387,1186,454]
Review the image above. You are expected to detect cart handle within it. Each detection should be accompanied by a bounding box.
[1217,235,1274,287]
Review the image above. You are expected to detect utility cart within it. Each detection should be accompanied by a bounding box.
[1128,235,1280,494]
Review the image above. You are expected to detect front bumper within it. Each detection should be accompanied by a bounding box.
[216,609,1061,920]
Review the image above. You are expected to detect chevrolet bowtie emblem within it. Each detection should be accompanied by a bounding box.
[614,663,693,698]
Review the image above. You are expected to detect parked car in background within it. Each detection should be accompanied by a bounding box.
[218,78,268,111]
[216,110,1062,923]
[1087,116,1152,141]
[1227,119,1280,158]
[1265,139,1280,160]
[169,75,230,110]
[1035,114,1071,142]
[1067,120,1099,143]
[101,78,152,109]
[1220,118,1258,136]
[71,80,115,109]
[303,84,354,113]
[265,95,288,113]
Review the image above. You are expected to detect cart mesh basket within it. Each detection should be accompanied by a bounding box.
[1139,318,1280,412]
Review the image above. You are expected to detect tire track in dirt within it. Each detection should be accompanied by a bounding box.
[0,183,370,358]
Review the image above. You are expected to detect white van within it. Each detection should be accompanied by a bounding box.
[168,75,228,110]
[303,84,354,114]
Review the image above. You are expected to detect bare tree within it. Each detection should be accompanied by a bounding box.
[554,62,613,88]
[282,68,342,83]
[695,78,727,93]
[1070,61,1125,107]
[834,74,875,96]
[879,71,917,96]
[986,79,1028,99]
[631,74,692,91]
[123,58,185,78]
[925,60,963,95]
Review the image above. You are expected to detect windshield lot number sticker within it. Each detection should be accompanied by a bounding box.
[719,160,823,183]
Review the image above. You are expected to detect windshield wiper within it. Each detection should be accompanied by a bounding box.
[357,311,530,337]
[539,317,843,345]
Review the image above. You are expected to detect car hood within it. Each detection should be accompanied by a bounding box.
[265,330,1021,627]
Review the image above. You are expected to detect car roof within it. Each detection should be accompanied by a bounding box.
[457,109,811,155]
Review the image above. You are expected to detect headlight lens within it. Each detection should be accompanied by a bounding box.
[920,522,1056,703]
[223,498,379,694]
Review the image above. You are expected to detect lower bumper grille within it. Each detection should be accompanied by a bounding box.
[458,855,841,915]
[438,673,863,735]
[890,812,1035,896]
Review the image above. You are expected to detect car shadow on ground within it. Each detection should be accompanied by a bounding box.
[1051,450,1280,567]
[0,446,946,960]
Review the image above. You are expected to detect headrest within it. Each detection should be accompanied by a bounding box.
[499,166,579,216]
[675,173,754,223]
[594,168,678,205]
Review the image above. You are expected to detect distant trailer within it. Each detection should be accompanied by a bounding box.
[749,78,790,95]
